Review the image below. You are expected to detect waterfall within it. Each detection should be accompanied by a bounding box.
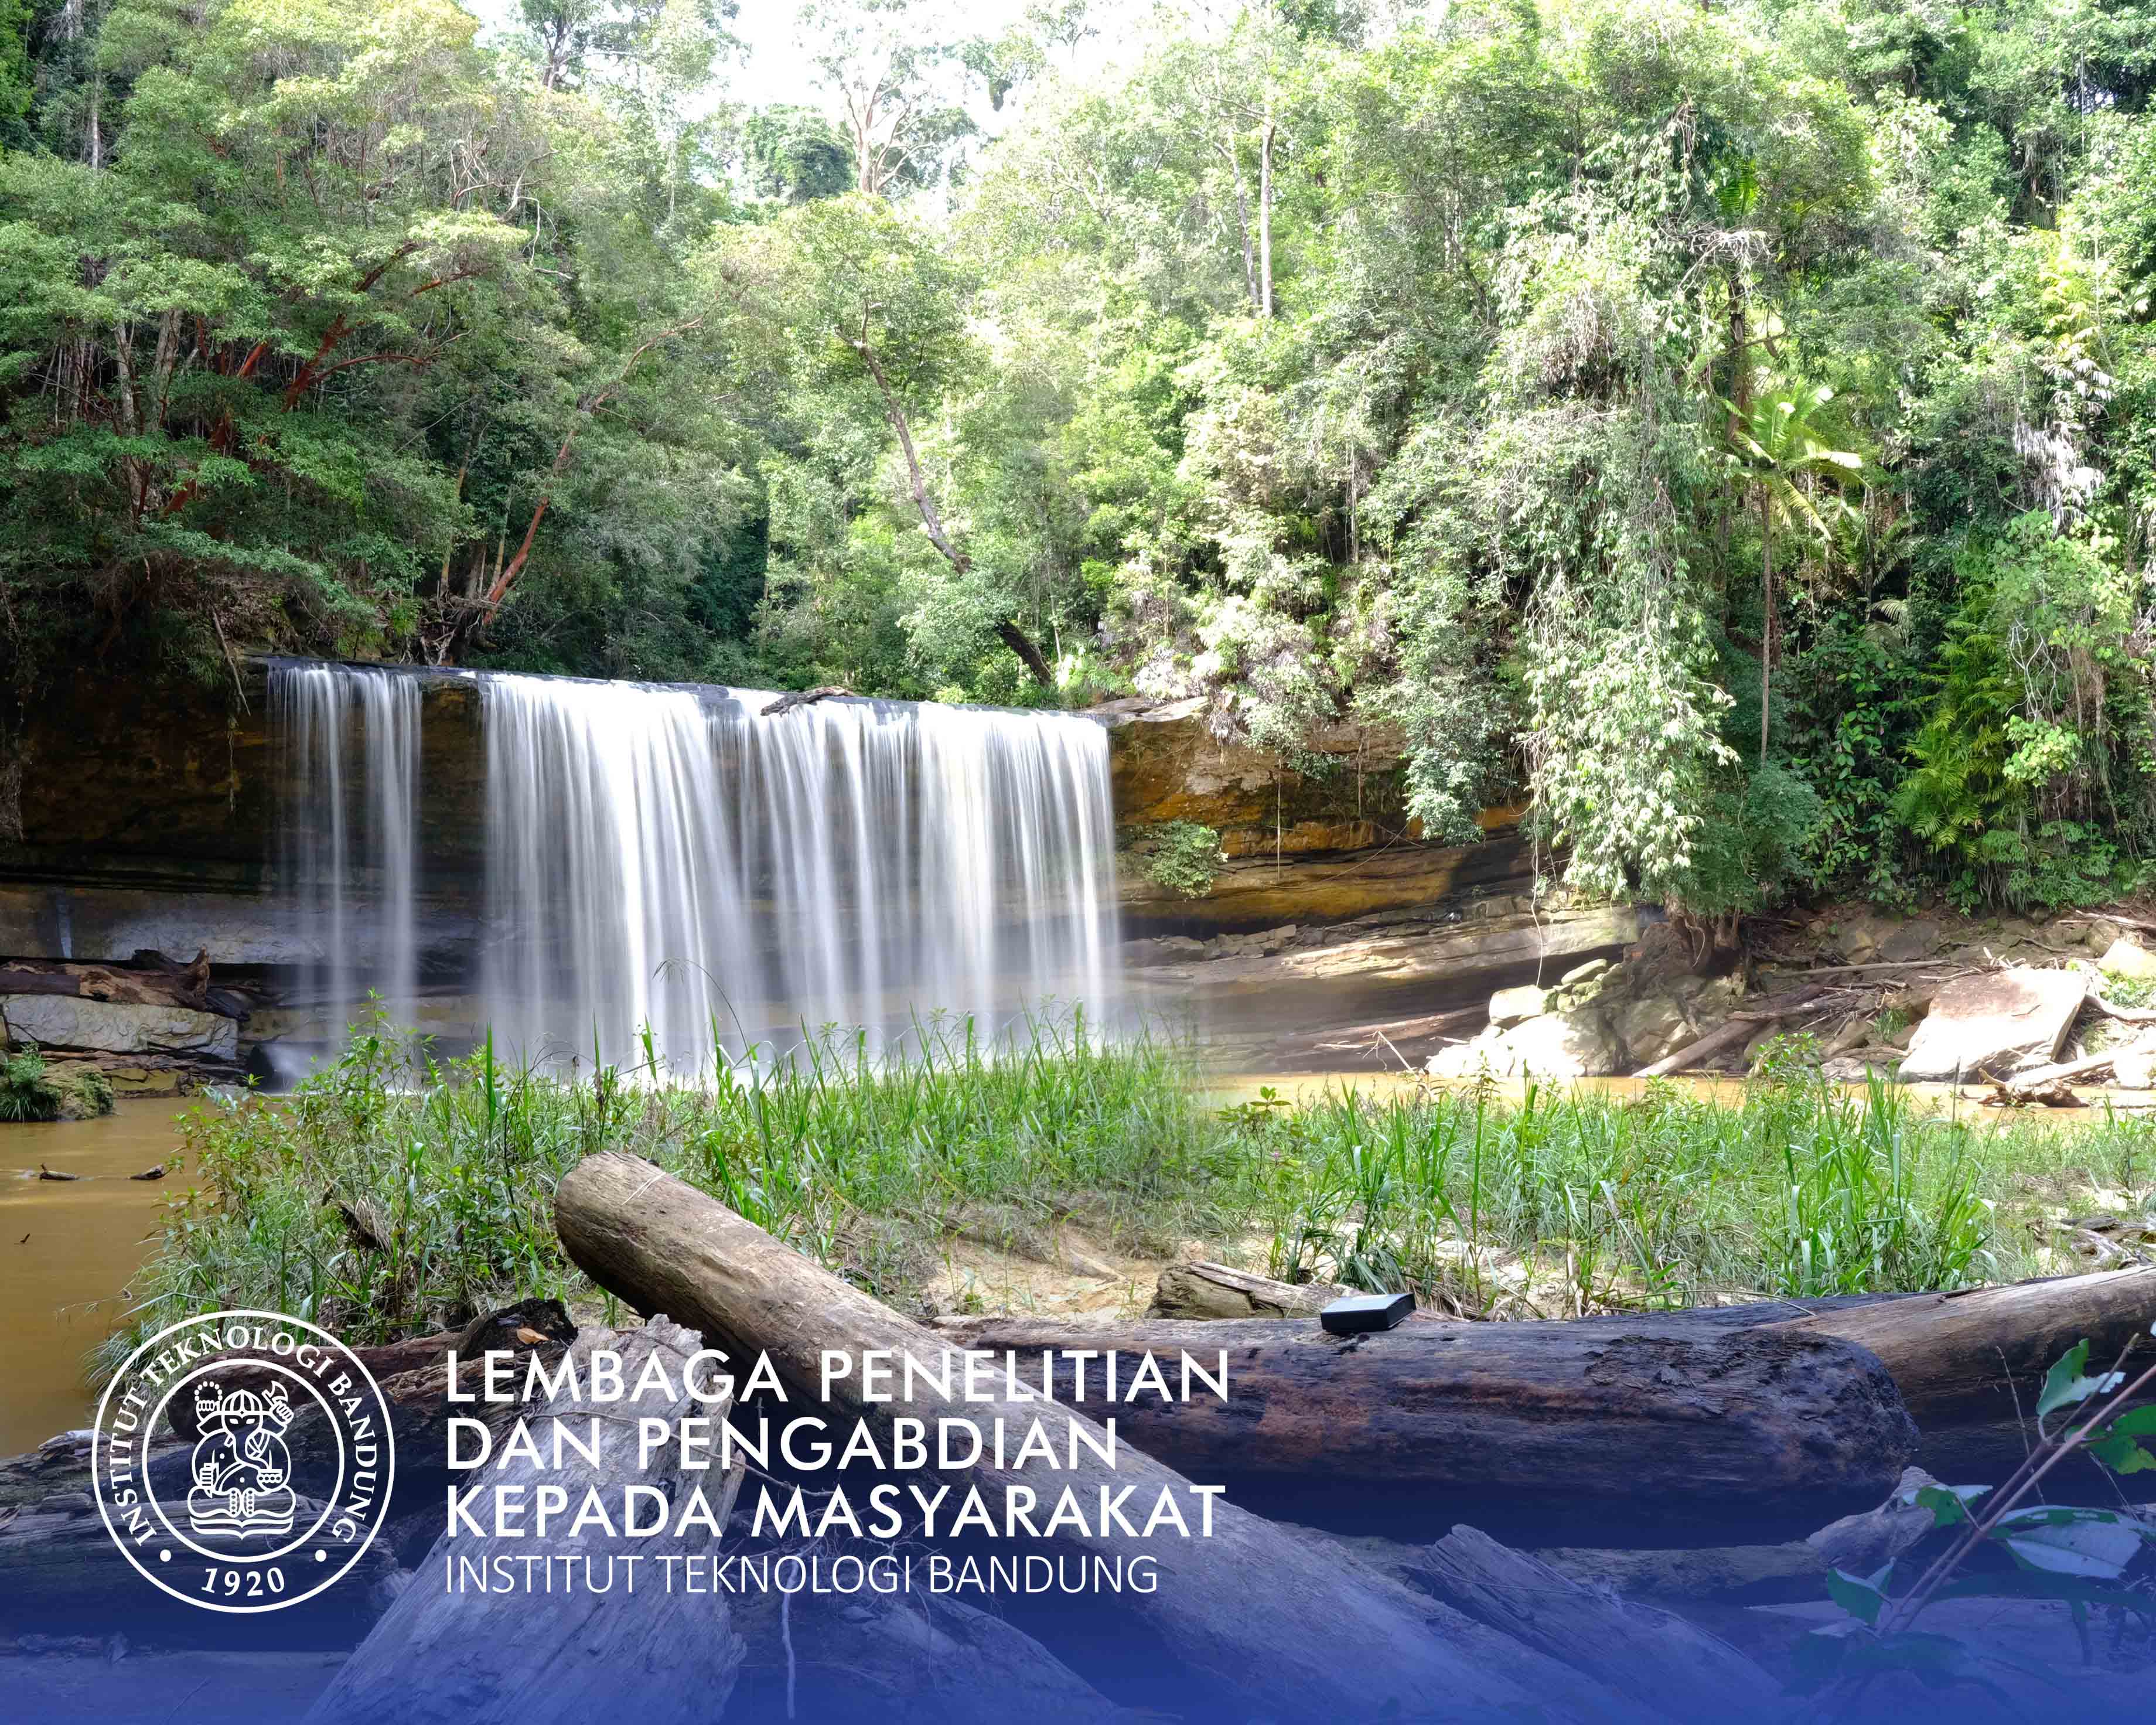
[271,662,1122,1069]
[271,662,421,1027]
[480,677,1120,1068]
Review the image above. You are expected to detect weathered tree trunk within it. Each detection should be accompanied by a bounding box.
[925,1309,1915,1508]
[1411,1525,1786,1725]
[0,1490,395,1630]
[303,1317,747,1725]
[1147,1260,1349,1320]
[939,1269,2156,1498]
[0,951,247,1019]
[553,1152,1640,1723]
[1772,1266,2156,1481]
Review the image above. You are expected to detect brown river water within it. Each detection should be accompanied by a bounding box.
[1,1100,196,1457]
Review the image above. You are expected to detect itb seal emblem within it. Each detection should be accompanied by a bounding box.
[92,1310,395,1613]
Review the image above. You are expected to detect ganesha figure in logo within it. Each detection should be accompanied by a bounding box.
[185,1378,298,1538]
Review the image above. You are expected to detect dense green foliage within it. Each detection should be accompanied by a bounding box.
[13,0,2156,912]
[103,1014,2156,1365]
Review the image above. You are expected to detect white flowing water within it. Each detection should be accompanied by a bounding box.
[271,661,421,1026]
[271,663,1121,1068]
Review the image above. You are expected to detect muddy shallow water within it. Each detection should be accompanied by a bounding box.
[0,1101,195,1455]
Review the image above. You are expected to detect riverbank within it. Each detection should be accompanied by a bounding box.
[84,1019,2156,1368]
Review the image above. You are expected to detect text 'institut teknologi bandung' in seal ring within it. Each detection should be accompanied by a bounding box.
[90,1308,396,1614]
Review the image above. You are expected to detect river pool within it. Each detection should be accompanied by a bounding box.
[1,1101,195,1455]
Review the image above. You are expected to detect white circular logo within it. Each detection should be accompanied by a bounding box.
[91,1309,396,1613]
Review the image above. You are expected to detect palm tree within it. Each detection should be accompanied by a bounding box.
[1722,382,1867,763]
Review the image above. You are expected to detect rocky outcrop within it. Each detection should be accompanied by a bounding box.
[1897,969,2088,1082]
[0,995,237,1059]
[1431,952,1744,1080]
[1099,697,1534,937]
[1132,901,1643,1071]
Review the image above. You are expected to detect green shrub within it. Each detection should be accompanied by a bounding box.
[1127,820,1225,898]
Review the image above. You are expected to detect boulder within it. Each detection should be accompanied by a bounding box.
[1822,1014,1870,1058]
[1896,968,2087,1083]
[2099,936,2156,982]
[0,994,238,1059]
[1504,1010,1625,1078]
[1488,983,1550,1028]
[1613,994,1689,1066]
[2113,1044,2156,1090]
[1878,918,1945,963]
[1429,1029,1519,1080]
[1559,957,1609,988]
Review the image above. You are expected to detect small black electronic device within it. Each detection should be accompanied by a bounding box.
[1319,1291,1415,1335]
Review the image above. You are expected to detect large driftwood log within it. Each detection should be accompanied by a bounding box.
[0,950,249,1020]
[554,1151,1643,1724]
[305,1317,746,1725]
[1773,1266,2156,1481]
[923,1308,1918,1511]
[0,1489,395,1629]
[1410,1525,1786,1724]
[936,1270,2156,1498]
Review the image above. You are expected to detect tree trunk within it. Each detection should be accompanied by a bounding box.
[995,618,1056,686]
[1411,1526,1782,1725]
[302,1317,748,1725]
[937,1269,2156,1504]
[726,1584,1137,1725]
[1770,1266,2156,1484]
[1147,1260,1349,1321]
[923,1307,1915,1511]
[0,1491,395,1634]
[552,1152,1639,1723]
[1759,485,1773,765]
[1257,109,1275,319]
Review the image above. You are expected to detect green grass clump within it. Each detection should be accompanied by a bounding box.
[1,1047,114,1121]
[100,1011,2156,1379]
[100,1009,1223,1373]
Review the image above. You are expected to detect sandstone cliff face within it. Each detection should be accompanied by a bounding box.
[1099,696,1529,936]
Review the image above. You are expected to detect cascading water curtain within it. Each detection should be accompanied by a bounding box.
[270,661,421,1031]
[478,675,1122,1072]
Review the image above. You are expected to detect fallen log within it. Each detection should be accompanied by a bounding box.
[554,1151,1643,1723]
[304,1317,747,1725]
[1636,986,1827,1077]
[1147,1259,1349,1320]
[1770,1266,2156,1482]
[1993,1049,2122,1100]
[0,950,247,1019]
[1411,1525,1786,1724]
[0,1488,395,1630]
[934,1270,2156,1501]
[923,1308,1917,1513]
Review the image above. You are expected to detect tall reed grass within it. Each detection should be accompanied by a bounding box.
[97,1011,2156,1376]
